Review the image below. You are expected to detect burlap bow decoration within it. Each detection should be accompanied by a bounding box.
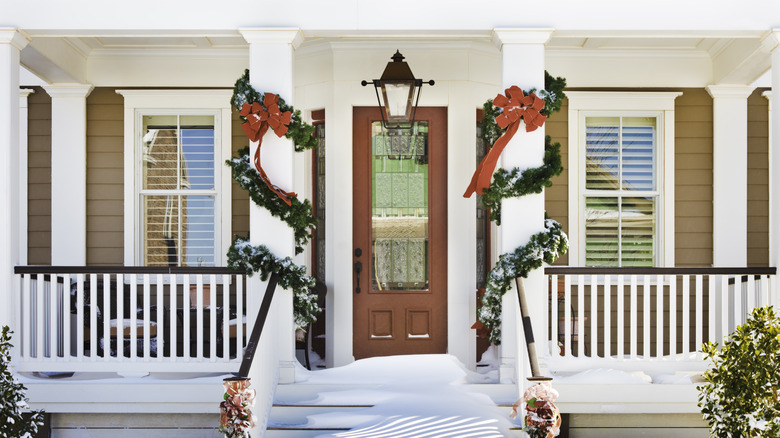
[463,86,547,198]
[240,93,296,206]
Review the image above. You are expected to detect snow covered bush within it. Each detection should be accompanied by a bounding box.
[1,326,44,438]
[698,306,780,437]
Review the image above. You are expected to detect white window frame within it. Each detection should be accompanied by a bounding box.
[117,90,233,267]
[567,91,681,267]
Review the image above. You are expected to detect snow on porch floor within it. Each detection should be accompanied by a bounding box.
[271,354,521,438]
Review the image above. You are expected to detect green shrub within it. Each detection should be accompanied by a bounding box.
[698,306,780,437]
[1,326,45,438]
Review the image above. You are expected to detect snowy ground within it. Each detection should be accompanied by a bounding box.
[282,354,520,438]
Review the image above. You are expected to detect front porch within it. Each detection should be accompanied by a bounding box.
[11,265,776,424]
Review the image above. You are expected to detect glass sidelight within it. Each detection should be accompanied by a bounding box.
[370,122,429,291]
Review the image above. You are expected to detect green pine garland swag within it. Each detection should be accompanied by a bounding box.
[227,70,321,329]
[228,237,319,328]
[476,72,569,345]
[227,147,316,255]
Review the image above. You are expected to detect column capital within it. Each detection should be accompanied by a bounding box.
[0,28,30,51]
[492,28,553,49]
[706,84,755,100]
[42,83,94,99]
[239,28,303,49]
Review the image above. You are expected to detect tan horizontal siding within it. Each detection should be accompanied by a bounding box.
[747,88,769,266]
[674,89,713,267]
[545,98,569,266]
[547,89,715,268]
[85,89,249,265]
[27,87,51,265]
[86,88,124,265]
[231,109,250,241]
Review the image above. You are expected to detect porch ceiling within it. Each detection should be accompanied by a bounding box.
[18,30,775,88]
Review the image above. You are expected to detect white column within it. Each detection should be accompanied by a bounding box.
[19,89,34,266]
[493,29,552,385]
[239,29,301,429]
[42,84,93,266]
[0,29,29,331]
[769,30,780,307]
[706,85,754,267]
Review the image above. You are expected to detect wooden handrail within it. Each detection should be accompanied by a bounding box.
[544,266,776,275]
[14,266,242,275]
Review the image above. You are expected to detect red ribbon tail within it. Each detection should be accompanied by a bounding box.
[464,122,519,197]
[252,123,297,206]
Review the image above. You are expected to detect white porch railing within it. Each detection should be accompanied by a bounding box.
[545,267,776,365]
[12,266,248,375]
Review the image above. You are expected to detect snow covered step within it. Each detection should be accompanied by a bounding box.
[268,404,373,427]
[462,383,518,405]
[274,383,384,405]
[265,428,350,438]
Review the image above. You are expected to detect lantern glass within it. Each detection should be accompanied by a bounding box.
[380,81,416,121]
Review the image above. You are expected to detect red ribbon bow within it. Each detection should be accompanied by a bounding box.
[239,93,296,206]
[463,86,547,198]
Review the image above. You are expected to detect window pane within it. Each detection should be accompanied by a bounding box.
[621,197,655,267]
[142,115,179,191]
[142,195,181,267]
[621,117,655,191]
[585,197,619,267]
[371,122,429,291]
[181,116,215,190]
[585,117,619,190]
[182,195,216,267]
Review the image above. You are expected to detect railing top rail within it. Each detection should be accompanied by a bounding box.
[14,266,244,275]
[544,266,777,276]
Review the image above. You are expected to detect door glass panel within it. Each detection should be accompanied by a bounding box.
[371,122,429,291]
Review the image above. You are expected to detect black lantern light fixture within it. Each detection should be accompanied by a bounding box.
[362,50,434,130]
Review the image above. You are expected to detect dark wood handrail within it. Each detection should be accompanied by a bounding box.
[14,266,243,275]
[544,266,776,276]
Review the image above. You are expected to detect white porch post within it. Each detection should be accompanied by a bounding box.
[707,85,754,268]
[19,89,34,266]
[706,85,754,267]
[0,29,29,331]
[42,84,93,266]
[493,29,551,385]
[240,28,301,391]
[769,30,780,307]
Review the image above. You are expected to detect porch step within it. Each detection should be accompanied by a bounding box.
[266,382,523,437]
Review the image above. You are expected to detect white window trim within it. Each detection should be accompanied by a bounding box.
[567,91,681,267]
[117,90,233,267]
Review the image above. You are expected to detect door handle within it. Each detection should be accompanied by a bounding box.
[354,248,363,294]
[354,261,363,294]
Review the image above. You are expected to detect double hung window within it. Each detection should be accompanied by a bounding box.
[118,90,232,267]
[567,92,680,267]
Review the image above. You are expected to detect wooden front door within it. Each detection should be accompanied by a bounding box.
[352,107,447,359]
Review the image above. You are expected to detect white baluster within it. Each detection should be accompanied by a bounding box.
[156,273,164,362]
[116,274,123,362]
[604,274,611,359]
[129,274,138,360]
[563,275,571,358]
[62,273,70,361]
[550,275,558,357]
[577,275,584,357]
[590,274,597,358]
[630,275,638,359]
[617,275,624,360]
[642,274,650,358]
[656,274,664,358]
[209,274,217,362]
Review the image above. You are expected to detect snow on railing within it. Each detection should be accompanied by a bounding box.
[12,266,247,375]
[545,267,776,362]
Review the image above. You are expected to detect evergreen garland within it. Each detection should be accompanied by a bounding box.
[475,72,569,345]
[478,219,568,345]
[228,237,320,329]
[227,70,321,329]
[1,326,45,438]
[481,136,563,224]
[227,148,316,255]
